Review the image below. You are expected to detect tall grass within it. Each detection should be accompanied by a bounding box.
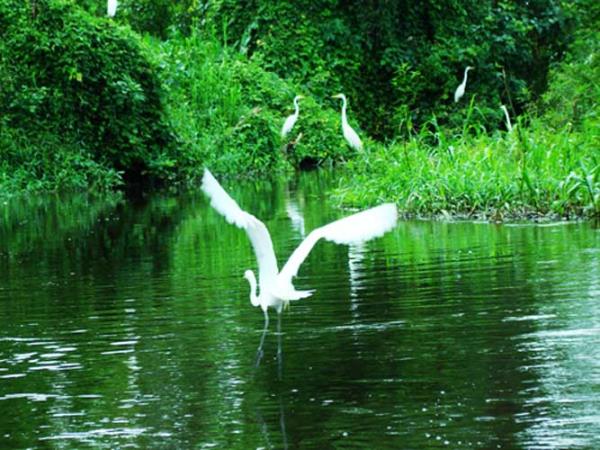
[336,115,599,219]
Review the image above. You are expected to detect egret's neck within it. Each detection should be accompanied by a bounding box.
[502,106,512,130]
[293,97,300,115]
[340,97,347,124]
[463,68,471,84]
[245,270,260,307]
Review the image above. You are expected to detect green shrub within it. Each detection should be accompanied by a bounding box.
[191,0,576,139]
[154,31,352,180]
[0,0,178,184]
[78,0,200,39]
[334,2,600,219]
[540,29,599,129]
[0,125,122,194]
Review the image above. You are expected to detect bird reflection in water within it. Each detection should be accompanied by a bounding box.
[253,392,289,450]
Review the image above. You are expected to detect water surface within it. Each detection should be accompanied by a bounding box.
[1,173,599,449]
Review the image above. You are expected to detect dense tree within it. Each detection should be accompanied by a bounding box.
[0,0,178,183]
[181,0,579,136]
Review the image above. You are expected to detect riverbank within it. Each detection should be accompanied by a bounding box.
[335,27,599,220]
[335,117,599,221]
[0,1,597,220]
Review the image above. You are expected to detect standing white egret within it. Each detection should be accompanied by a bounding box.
[332,94,363,151]
[454,66,473,103]
[107,0,118,17]
[500,105,513,132]
[281,95,304,138]
[201,169,397,364]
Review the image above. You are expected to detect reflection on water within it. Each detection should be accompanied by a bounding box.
[0,173,599,449]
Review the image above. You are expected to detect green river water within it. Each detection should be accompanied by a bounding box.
[0,172,599,449]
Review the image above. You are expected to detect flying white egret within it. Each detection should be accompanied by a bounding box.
[500,105,513,132]
[454,66,473,103]
[281,95,304,138]
[201,169,397,363]
[332,94,363,151]
[107,0,118,17]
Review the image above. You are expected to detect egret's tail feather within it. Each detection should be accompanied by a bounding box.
[277,288,315,301]
[290,289,315,300]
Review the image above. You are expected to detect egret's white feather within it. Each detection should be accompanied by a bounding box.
[246,222,280,292]
[501,105,513,132]
[281,96,303,137]
[454,84,465,103]
[320,203,398,244]
[201,169,256,228]
[333,94,363,151]
[281,114,298,137]
[277,203,397,283]
[201,169,279,292]
[107,0,118,17]
[454,66,472,103]
[343,122,363,151]
[202,169,397,318]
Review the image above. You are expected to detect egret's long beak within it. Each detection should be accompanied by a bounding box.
[331,94,342,99]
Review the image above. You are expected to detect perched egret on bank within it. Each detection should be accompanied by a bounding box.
[332,94,363,151]
[281,95,304,138]
[500,105,513,132]
[201,169,397,363]
[107,0,118,17]
[454,66,473,103]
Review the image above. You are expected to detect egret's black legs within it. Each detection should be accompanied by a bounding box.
[255,309,269,367]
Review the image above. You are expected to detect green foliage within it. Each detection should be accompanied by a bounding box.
[109,0,195,39]
[540,29,599,129]
[0,125,122,194]
[75,0,203,38]
[193,0,577,138]
[153,31,350,179]
[335,4,600,220]
[0,0,178,190]
[0,0,597,220]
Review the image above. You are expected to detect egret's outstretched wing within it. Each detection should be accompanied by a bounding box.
[278,203,397,284]
[201,169,279,289]
[202,169,252,227]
